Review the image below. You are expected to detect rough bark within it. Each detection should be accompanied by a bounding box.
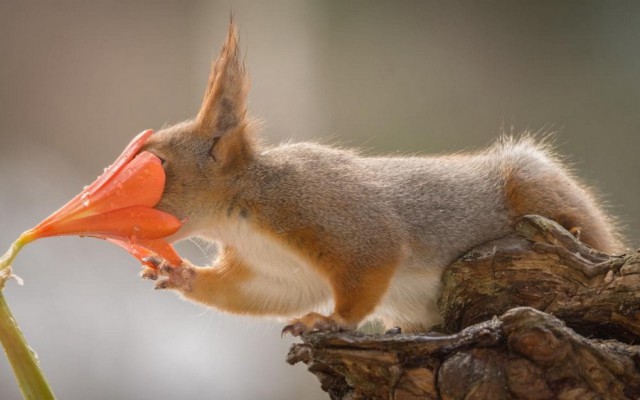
[440,215,640,342]
[288,216,640,399]
[288,307,640,400]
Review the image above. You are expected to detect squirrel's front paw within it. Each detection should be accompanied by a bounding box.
[140,257,196,292]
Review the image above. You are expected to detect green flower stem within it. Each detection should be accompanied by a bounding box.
[0,236,56,400]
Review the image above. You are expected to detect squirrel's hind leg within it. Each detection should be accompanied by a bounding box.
[282,258,400,336]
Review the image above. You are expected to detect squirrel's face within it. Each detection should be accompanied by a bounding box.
[143,118,255,238]
[141,23,254,240]
[143,121,214,229]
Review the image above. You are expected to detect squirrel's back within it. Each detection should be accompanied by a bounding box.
[255,136,623,265]
[241,137,625,330]
[373,136,623,256]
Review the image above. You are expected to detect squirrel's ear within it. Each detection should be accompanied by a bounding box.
[196,21,253,166]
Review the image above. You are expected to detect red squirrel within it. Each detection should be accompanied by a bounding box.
[140,23,624,336]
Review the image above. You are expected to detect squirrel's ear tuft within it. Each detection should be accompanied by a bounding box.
[196,21,253,165]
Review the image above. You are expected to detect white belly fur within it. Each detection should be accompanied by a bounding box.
[202,218,333,316]
[373,254,444,329]
[201,218,442,327]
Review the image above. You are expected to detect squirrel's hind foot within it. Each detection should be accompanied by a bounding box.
[282,312,354,337]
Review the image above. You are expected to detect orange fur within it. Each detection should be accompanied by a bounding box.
[244,196,404,329]
[180,247,257,314]
[503,164,622,253]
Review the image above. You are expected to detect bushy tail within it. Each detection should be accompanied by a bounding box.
[494,134,625,254]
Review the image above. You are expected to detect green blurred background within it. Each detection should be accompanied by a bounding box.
[1,1,638,399]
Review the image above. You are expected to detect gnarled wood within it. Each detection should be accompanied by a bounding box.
[288,215,640,399]
[439,215,640,342]
[288,307,640,400]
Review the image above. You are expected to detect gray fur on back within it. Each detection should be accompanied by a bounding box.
[253,140,527,269]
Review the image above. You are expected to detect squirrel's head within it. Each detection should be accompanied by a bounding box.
[143,22,257,238]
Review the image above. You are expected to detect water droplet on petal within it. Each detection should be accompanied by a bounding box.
[81,193,91,207]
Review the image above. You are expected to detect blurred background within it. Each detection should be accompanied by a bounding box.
[1,1,639,399]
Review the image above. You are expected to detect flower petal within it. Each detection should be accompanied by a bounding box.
[87,129,155,194]
[108,238,183,267]
[33,130,156,229]
[76,151,165,215]
[29,206,181,240]
[24,129,185,268]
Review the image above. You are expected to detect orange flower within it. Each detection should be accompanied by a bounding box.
[21,130,183,267]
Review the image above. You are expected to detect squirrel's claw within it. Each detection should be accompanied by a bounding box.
[140,267,158,280]
[155,279,176,290]
[140,256,173,281]
[148,262,195,292]
[140,256,183,280]
[281,322,306,337]
[141,256,170,270]
[281,312,343,337]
